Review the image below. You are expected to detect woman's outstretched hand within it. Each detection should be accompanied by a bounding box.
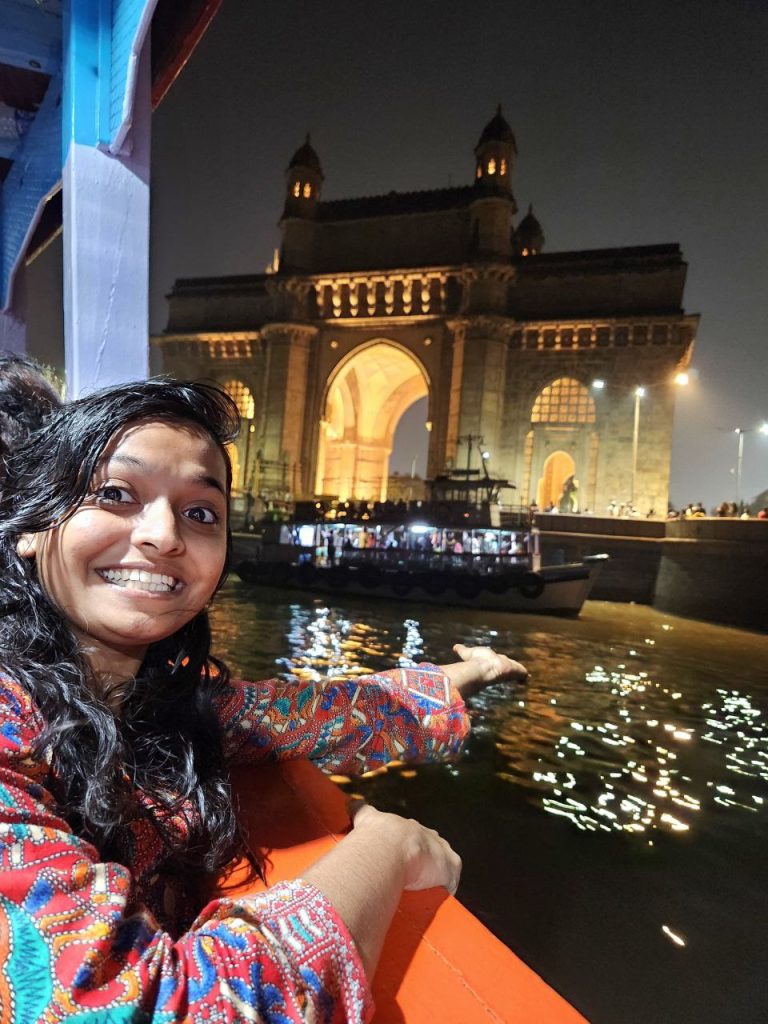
[441,643,528,698]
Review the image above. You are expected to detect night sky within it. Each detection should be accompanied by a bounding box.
[144,0,768,509]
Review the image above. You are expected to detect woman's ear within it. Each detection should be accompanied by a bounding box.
[16,533,39,559]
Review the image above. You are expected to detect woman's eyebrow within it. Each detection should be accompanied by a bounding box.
[107,454,227,496]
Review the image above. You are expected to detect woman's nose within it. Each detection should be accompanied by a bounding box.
[132,500,184,554]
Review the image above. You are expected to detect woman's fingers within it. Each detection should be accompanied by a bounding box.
[452,643,528,684]
[352,806,462,896]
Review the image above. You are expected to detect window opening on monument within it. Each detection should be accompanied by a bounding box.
[303,183,312,198]
[476,165,482,179]
[223,379,255,419]
[500,158,507,175]
[487,158,496,175]
[531,377,595,424]
[293,181,301,197]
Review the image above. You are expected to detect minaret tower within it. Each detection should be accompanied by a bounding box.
[470,105,518,260]
[280,135,324,271]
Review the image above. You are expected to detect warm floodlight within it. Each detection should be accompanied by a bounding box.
[674,372,689,387]
[635,386,646,399]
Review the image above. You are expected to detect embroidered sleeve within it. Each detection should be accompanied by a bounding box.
[0,679,372,1023]
[216,663,470,773]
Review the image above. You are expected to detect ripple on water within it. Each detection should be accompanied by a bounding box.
[210,585,768,848]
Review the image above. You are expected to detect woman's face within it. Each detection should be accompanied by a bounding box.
[17,419,229,680]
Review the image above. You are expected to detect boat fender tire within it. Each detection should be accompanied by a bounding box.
[328,565,350,590]
[357,565,383,589]
[391,571,413,597]
[486,573,511,595]
[233,559,257,583]
[295,562,316,586]
[518,571,545,599]
[269,562,292,588]
[422,572,447,596]
[454,575,483,600]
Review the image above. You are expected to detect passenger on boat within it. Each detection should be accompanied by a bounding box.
[0,376,527,1023]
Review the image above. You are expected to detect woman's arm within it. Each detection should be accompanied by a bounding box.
[219,647,527,773]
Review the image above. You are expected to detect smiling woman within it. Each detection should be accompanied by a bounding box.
[16,419,230,683]
[0,374,527,1022]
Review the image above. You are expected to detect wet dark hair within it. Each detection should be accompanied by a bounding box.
[0,352,61,485]
[0,379,244,888]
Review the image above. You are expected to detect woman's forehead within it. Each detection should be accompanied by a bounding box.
[99,418,228,483]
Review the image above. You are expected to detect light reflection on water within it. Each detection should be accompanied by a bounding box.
[210,583,768,1023]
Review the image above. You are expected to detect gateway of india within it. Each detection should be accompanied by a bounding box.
[154,107,697,514]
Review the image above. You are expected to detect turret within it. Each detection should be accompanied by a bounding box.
[473,104,516,195]
[469,106,517,262]
[283,134,324,219]
[513,205,545,256]
[280,135,324,272]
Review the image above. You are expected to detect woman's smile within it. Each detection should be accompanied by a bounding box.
[97,566,183,593]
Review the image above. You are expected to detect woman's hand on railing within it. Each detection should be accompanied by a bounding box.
[302,801,461,979]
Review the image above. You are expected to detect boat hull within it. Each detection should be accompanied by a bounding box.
[232,541,606,615]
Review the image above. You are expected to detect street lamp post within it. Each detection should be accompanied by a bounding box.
[734,428,746,506]
[631,386,646,508]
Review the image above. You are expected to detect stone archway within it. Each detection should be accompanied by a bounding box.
[316,341,430,500]
[537,450,575,510]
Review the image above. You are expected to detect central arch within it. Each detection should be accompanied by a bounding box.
[316,341,430,501]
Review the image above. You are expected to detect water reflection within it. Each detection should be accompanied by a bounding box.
[209,585,768,1022]
[212,591,768,846]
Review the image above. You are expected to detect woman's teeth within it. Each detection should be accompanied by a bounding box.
[99,568,178,593]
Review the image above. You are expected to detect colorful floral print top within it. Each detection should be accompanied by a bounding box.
[0,665,468,1023]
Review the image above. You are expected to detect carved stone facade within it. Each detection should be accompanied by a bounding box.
[154,109,697,514]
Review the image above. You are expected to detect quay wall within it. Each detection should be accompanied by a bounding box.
[536,515,768,632]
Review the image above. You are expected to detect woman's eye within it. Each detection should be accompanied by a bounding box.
[185,506,218,525]
[95,485,132,504]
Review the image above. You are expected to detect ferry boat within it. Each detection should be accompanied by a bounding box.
[233,492,608,615]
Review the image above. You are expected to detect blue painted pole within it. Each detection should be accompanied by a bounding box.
[61,0,151,396]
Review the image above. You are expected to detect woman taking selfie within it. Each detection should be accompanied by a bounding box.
[0,374,525,1022]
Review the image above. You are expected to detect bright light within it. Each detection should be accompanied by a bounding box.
[635,386,646,399]
[760,423,768,436]
[481,450,491,460]
[674,372,689,387]
[409,524,432,534]
[592,379,606,390]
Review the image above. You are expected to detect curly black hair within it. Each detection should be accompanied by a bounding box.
[0,378,245,881]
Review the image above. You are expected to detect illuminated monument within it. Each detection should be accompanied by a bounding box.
[155,108,697,513]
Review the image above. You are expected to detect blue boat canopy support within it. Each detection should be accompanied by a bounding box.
[0,0,162,394]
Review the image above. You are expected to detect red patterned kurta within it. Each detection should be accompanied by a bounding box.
[0,666,468,1023]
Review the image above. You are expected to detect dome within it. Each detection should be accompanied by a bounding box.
[288,134,323,175]
[514,205,545,255]
[476,105,517,151]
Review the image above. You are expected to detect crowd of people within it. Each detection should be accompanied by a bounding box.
[667,501,768,519]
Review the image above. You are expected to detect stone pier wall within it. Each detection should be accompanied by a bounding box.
[536,514,768,632]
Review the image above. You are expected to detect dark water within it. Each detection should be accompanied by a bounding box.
[210,582,768,1024]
